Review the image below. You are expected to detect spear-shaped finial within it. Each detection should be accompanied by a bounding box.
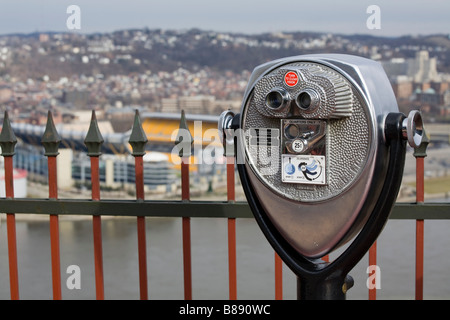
[0,111,17,157]
[128,110,148,157]
[84,110,104,157]
[174,110,193,158]
[42,111,62,157]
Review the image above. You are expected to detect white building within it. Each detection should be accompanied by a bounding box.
[0,168,27,198]
[407,51,440,83]
[382,50,441,83]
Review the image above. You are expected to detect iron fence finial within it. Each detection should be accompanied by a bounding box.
[0,111,17,157]
[129,110,148,157]
[175,110,193,158]
[42,111,62,157]
[84,110,104,157]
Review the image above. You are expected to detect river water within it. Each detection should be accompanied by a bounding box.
[1,210,450,300]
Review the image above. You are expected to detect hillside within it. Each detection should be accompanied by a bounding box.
[1,29,449,80]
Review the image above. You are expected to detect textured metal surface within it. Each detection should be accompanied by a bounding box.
[243,64,371,202]
[253,63,353,119]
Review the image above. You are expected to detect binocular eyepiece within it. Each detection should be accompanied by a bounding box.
[265,88,321,113]
[265,88,290,111]
[296,89,320,111]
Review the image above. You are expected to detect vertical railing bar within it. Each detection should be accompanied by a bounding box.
[129,110,149,300]
[176,110,193,300]
[48,157,62,299]
[226,156,237,300]
[0,111,19,300]
[136,215,148,300]
[368,242,377,300]
[181,158,192,300]
[91,156,104,300]
[274,252,283,300]
[415,157,425,300]
[42,110,62,300]
[415,217,424,300]
[414,130,428,300]
[84,110,105,300]
[5,157,19,300]
[135,157,148,299]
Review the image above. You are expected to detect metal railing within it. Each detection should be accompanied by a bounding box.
[0,109,448,300]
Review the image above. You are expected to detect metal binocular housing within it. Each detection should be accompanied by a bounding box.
[219,54,423,299]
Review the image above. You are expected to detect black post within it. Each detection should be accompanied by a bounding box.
[297,273,354,300]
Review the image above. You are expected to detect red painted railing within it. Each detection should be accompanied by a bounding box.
[4,156,19,300]
[414,147,426,301]
[0,110,439,300]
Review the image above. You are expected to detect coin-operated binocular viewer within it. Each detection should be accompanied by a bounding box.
[219,54,424,299]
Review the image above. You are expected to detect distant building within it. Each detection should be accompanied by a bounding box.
[440,105,450,116]
[62,90,89,108]
[161,95,240,114]
[442,90,450,107]
[179,95,215,114]
[160,98,179,113]
[0,85,13,102]
[430,81,449,94]
[161,95,215,114]
[39,34,49,43]
[0,168,27,197]
[391,76,413,99]
[382,50,441,83]
[414,87,443,106]
[87,38,114,53]
[382,58,409,79]
[408,51,440,83]
[383,51,450,111]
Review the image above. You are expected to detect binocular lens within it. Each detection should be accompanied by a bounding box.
[265,89,290,111]
[266,91,284,109]
[295,90,320,112]
[297,92,311,110]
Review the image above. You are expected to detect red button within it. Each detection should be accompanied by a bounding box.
[284,71,298,87]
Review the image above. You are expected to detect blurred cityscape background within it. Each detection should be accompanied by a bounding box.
[0,29,450,201]
[1,1,450,299]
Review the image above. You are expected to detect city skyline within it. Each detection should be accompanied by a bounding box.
[0,0,449,37]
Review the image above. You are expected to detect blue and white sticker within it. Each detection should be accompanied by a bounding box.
[282,155,326,185]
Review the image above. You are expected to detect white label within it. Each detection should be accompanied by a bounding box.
[282,155,326,185]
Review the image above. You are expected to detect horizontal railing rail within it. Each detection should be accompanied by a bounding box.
[0,198,449,219]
